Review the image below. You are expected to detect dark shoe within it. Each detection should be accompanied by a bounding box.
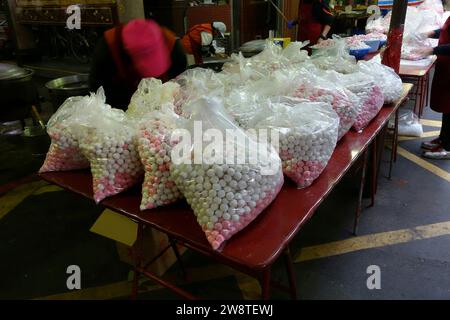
[421,138,441,150]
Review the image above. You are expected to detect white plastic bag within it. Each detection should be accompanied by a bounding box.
[170,97,284,250]
[321,70,385,132]
[254,97,339,188]
[358,60,403,104]
[77,97,143,203]
[126,78,180,118]
[311,36,359,74]
[137,104,184,210]
[397,111,424,137]
[365,15,390,34]
[223,90,269,130]
[281,41,310,65]
[39,90,108,173]
[173,68,225,116]
[290,68,359,140]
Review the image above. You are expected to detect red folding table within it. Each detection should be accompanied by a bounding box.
[39,84,412,299]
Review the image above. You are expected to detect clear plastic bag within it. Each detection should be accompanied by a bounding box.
[77,97,144,203]
[311,36,359,74]
[290,68,359,140]
[254,97,339,188]
[222,41,292,82]
[366,14,390,34]
[322,71,384,132]
[358,60,403,104]
[223,90,267,130]
[349,81,384,132]
[397,111,424,137]
[126,78,180,118]
[222,69,303,129]
[281,41,310,65]
[137,104,185,210]
[173,68,225,116]
[39,90,107,173]
[170,97,284,250]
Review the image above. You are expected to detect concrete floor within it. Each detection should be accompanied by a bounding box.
[0,84,449,299]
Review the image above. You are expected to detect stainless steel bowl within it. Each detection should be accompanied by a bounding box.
[45,74,90,111]
[45,74,89,91]
[0,63,34,82]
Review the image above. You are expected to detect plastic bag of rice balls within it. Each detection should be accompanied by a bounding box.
[253,96,339,188]
[39,89,108,173]
[77,100,143,203]
[126,78,180,118]
[172,68,225,116]
[358,60,403,104]
[222,89,279,130]
[170,97,284,250]
[136,104,185,210]
[290,69,359,140]
[320,70,385,132]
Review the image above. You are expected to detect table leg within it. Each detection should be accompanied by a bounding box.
[393,108,399,163]
[131,222,145,299]
[260,268,272,300]
[353,150,369,236]
[370,139,377,207]
[415,77,421,116]
[418,76,425,118]
[388,109,399,179]
[169,237,188,281]
[421,73,429,118]
[283,246,298,300]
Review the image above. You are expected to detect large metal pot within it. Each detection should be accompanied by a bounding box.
[0,63,37,122]
[45,74,90,111]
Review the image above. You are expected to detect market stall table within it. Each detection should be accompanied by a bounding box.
[399,56,437,118]
[39,84,411,299]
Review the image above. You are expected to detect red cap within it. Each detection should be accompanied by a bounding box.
[122,19,171,78]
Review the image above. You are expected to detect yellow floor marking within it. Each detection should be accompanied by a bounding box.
[0,181,48,220]
[33,185,63,195]
[398,131,440,142]
[295,221,450,263]
[235,273,262,300]
[397,147,450,182]
[420,119,442,127]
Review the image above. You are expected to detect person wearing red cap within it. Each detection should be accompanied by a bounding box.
[181,21,226,65]
[89,19,187,109]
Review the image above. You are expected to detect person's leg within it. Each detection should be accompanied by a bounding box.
[440,113,450,151]
[423,113,450,159]
[421,112,447,150]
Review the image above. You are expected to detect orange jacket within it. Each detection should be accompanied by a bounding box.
[181,23,213,64]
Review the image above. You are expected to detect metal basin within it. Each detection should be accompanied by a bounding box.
[45,74,90,111]
[0,63,37,122]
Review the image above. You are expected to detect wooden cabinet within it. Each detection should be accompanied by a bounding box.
[82,7,114,25]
